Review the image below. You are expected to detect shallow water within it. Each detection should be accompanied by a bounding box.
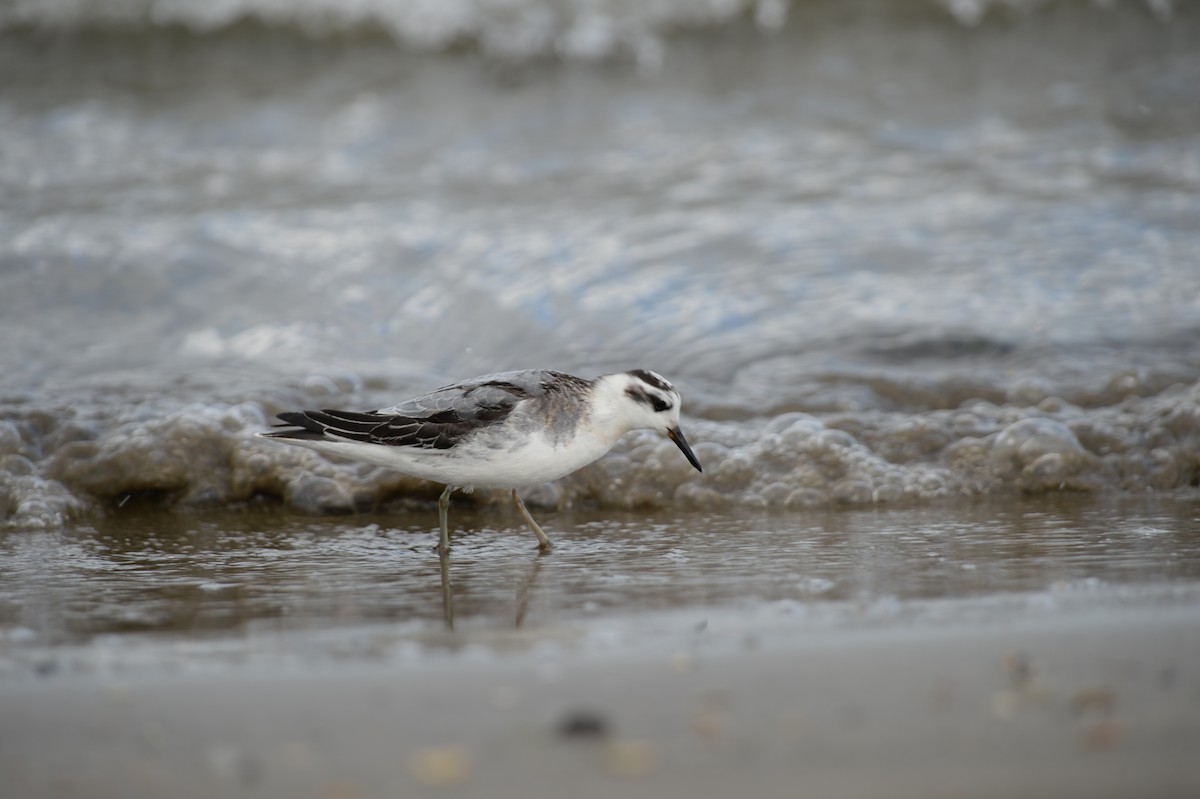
[3,492,1197,665]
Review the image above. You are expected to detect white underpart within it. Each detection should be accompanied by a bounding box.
[280,422,617,490]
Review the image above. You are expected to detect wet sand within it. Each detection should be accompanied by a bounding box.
[4,593,1198,799]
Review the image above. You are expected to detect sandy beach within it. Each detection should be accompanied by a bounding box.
[4,582,1198,799]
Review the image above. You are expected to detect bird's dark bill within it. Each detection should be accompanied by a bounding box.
[668,426,703,473]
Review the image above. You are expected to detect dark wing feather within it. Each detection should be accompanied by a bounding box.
[264,371,568,450]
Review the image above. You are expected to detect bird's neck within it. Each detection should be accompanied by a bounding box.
[586,375,639,444]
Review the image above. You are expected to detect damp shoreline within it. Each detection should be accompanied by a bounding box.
[3,579,1198,799]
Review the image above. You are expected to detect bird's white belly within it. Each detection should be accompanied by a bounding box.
[286,428,616,490]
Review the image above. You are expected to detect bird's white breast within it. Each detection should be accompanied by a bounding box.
[279,419,619,490]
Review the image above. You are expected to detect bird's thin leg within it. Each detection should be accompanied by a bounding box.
[511,489,552,550]
[437,485,453,553]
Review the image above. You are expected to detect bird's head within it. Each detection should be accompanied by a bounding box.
[597,369,702,473]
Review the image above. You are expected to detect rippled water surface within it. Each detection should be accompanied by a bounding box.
[3,493,1196,653]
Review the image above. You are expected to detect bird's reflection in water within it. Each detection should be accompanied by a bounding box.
[514,550,547,628]
[437,546,549,631]
[439,546,454,630]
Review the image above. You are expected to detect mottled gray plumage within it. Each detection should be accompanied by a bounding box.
[272,370,592,451]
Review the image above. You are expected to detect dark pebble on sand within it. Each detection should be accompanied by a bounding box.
[557,710,610,740]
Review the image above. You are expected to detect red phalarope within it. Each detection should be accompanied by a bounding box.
[263,368,703,551]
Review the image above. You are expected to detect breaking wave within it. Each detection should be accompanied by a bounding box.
[3,372,1198,529]
[0,0,1183,64]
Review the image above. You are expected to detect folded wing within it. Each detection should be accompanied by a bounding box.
[264,371,559,450]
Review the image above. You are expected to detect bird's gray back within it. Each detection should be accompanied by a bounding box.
[266,370,595,453]
[376,369,587,419]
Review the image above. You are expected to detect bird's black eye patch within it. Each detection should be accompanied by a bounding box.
[626,385,673,413]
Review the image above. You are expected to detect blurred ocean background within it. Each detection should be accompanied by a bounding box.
[1,0,1199,643]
